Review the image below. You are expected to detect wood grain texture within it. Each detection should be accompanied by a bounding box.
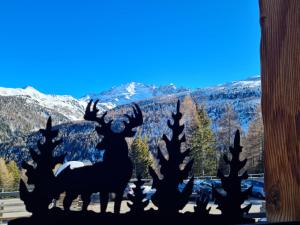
[259,0,300,222]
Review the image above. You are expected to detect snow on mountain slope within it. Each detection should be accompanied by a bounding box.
[0,76,261,136]
[192,76,261,130]
[0,86,87,121]
[0,76,262,163]
[213,75,261,89]
[81,75,261,131]
[81,82,190,108]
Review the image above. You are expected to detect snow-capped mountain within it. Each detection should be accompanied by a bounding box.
[0,75,260,126]
[0,86,87,121]
[0,86,89,142]
[80,82,190,108]
[0,76,261,135]
[218,75,261,89]
[192,75,261,129]
[0,76,261,164]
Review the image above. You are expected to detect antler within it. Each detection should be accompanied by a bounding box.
[122,103,143,137]
[84,100,112,134]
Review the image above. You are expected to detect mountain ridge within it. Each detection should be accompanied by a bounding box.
[0,76,261,164]
[0,76,261,130]
[0,75,260,114]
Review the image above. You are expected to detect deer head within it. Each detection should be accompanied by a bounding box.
[84,100,143,160]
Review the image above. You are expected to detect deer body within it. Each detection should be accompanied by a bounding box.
[55,100,142,213]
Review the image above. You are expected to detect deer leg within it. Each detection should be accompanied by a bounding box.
[63,192,77,211]
[114,192,123,214]
[100,192,109,213]
[81,193,91,211]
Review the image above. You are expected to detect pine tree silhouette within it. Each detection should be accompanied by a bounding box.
[149,100,194,213]
[19,117,66,214]
[194,192,211,217]
[212,129,252,222]
[127,175,149,214]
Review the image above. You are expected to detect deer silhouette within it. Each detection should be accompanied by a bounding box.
[55,100,143,213]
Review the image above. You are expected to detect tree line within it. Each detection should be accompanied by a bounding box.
[0,158,20,190]
[130,95,264,177]
[0,97,263,186]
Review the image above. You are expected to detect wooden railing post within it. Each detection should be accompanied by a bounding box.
[259,0,300,222]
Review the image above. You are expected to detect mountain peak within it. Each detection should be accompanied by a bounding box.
[0,86,38,97]
[24,85,36,90]
[23,86,43,95]
[0,85,87,121]
[123,82,144,96]
[81,82,187,107]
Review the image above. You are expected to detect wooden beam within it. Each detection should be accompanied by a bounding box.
[259,0,300,222]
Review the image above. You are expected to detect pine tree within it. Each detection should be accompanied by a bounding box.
[213,130,252,222]
[0,158,13,190]
[20,117,66,214]
[129,135,151,178]
[194,192,211,217]
[244,105,264,173]
[216,103,241,174]
[149,100,194,213]
[191,103,217,177]
[7,160,20,190]
[181,95,197,146]
[127,176,149,214]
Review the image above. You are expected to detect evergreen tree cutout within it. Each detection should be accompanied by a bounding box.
[212,129,252,221]
[20,117,66,214]
[127,175,149,214]
[149,100,194,213]
[194,192,211,217]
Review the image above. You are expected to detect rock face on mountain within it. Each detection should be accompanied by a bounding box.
[0,86,87,120]
[0,76,261,164]
[0,86,87,142]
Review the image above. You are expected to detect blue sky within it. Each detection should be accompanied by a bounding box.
[0,0,260,98]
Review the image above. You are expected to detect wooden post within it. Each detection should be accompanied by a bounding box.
[259,0,300,222]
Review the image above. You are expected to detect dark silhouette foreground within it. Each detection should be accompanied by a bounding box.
[8,209,250,225]
[149,100,194,213]
[213,130,252,223]
[55,100,143,213]
[20,117,66,214]
[10,100,260,225]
